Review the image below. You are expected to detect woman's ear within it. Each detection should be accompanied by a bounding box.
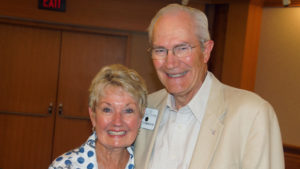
[89,107,96,127]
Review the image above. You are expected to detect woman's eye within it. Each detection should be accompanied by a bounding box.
[125,108,134,113]
[102,107,111,113]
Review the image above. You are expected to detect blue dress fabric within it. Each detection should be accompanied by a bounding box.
[49,132,135,169]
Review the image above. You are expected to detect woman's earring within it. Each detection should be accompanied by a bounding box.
[92,126,95,132]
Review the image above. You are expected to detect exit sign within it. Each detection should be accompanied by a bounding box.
[38,0,66,12]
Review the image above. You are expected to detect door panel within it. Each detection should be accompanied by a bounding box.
[205,4,229,80]
[0,114,54,169]
[57,31,128,118]
[51,117,92,159]
[52,31,128,158]
[0,23,60,115]
[0,24,61,168]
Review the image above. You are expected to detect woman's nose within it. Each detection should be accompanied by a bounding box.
[112,112,122,125]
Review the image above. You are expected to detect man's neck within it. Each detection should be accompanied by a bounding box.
[173,71,208,110]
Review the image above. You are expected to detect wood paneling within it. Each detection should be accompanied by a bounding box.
[0,0,216,32]
[240,0,263,91]
[221,0,263,91]
[0,23,60,169]
[285,153,300,169]
[0,0,181,32]
[0,0,264,91]
[52,118,92,159]
[206,4,229,80]
[57,31,128,118]
[0,21,130,168]
[284,144,300,169]
[221,1,248,87]
[52,30,128,158]
[128,33,164,93]
[0,23,60,115]
[284,144,300,155]
[0,115,54,168]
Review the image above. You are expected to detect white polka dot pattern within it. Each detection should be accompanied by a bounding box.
[48,132,135,169]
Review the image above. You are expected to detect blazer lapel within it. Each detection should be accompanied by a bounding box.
[135,90,168,169]
[189,75,227,169]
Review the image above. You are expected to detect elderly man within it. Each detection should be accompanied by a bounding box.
[134,3,284,169]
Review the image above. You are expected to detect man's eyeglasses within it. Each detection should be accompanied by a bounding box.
[148,43,197,60]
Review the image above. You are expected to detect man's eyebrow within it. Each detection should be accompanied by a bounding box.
[152,45,165,48]
[174,43,189,47]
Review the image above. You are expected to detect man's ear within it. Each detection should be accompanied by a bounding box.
[203,40,214,63]
[89,107,96,127]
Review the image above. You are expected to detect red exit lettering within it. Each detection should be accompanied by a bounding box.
[43,0,61,9]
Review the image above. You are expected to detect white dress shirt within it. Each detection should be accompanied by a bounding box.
[148,72,213,169]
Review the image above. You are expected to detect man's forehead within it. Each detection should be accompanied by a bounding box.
[157,10,192,23]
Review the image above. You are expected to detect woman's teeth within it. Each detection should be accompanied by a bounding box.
[108,131,126,135]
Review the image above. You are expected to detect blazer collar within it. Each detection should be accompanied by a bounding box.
[189,74,227,169]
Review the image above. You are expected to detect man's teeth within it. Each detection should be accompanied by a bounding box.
[108,131,126,135]
[168,71,187,78]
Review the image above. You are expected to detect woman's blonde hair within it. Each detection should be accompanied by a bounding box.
[88,64,147,116]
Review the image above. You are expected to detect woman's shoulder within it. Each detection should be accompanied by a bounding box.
[49,134,97,169]
[49,149,79,168]
[49,146,96,169]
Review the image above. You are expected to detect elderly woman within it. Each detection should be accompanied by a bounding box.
[49,64,147,169]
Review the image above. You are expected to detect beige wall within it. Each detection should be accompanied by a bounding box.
[255,7,300,146]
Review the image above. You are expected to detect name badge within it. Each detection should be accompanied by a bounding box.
[141,108,158,130]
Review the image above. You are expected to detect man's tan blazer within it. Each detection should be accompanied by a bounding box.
[134,74,284,169]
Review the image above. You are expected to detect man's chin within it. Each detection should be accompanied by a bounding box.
[167,88,185,96]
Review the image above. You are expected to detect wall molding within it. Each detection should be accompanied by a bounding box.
[284,144,300,155]
[264,0,300,7]
[284,144,300,169]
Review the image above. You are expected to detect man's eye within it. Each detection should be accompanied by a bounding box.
[102,107,111,112]
[154,48,166,54]
[176,45,189,51]
[124,108,134,113]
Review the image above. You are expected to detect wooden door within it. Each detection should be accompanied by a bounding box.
[0,23,61,168]
[206,4,229,80]
[52,30,128,158]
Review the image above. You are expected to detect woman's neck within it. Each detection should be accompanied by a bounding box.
[96,143,129,169]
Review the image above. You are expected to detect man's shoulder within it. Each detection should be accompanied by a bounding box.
[220,84,275,118]
[147,89,168,107]
[210,74,266,105]
[148,88,167,97]
[222,84,267,105]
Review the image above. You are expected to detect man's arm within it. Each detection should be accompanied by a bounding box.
[242,101,284,169]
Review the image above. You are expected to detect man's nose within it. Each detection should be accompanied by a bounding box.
[164,50,179,68]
